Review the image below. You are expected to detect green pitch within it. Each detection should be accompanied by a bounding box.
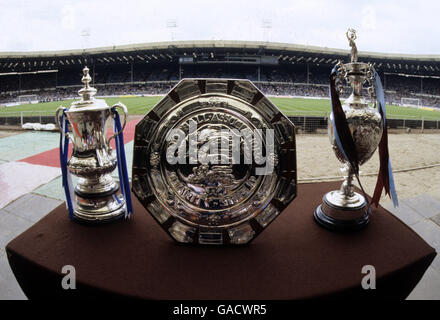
[1,96,439,120]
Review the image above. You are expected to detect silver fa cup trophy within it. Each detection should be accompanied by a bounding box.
[314,29,383,231]
[55,67,129,223]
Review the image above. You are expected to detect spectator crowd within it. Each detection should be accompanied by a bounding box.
[1,67,439,109]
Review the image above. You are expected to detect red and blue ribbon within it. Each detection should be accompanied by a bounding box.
[371,71,399,208]
[329,65,359,174]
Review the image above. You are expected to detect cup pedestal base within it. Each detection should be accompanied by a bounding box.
[73,186,126,224]
[314,191,369,232]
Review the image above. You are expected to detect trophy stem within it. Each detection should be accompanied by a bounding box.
[314,164,369,232]
[339,163,355,198]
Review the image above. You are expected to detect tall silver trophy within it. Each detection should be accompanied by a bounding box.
[314,29,383,231]
[55,67,129,223]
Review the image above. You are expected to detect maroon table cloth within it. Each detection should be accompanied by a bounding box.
[6,181,436,299]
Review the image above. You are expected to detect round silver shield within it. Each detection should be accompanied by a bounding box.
[132,79,296,245]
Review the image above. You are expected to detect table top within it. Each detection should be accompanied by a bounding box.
[6,181,436,299]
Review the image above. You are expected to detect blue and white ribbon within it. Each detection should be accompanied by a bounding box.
[59,109,75,219]
[112,108,133,217]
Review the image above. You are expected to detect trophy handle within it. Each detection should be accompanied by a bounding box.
[55,106,73,141]
[366,64,377,101]
[107,102,128,146]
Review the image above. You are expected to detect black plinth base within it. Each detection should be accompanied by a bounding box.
[314,204,369,232]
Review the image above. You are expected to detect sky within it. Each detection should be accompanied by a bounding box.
[0,0,439,55]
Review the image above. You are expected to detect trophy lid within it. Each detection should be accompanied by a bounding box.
[68,66,109,112]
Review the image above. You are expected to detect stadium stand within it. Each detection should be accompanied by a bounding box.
[0,40,439,108]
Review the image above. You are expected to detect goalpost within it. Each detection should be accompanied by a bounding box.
[18,94,38,104]
[401,97,421,107]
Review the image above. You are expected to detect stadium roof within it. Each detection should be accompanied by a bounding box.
[2,40,440,61]
[0,40,439,74]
